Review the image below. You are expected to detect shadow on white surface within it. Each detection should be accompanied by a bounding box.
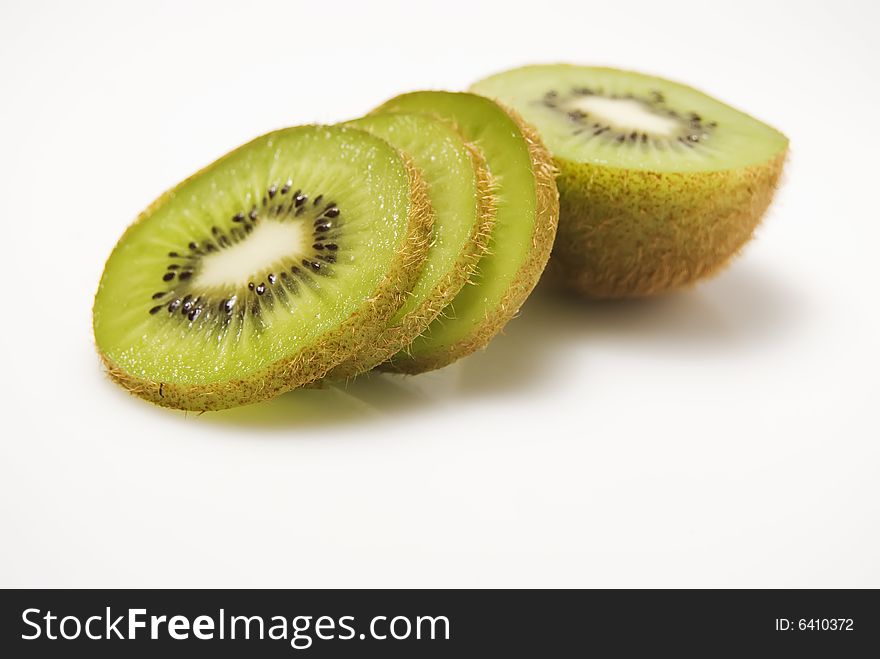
[456,262,803,394]
[190,263,803,430]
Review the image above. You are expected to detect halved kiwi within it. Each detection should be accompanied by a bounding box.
[324,112,495,380]
[371,92,559,374]
[471,65,788,298]
[93,125,432,411]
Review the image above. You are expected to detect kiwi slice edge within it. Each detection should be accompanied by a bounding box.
[325,112,496,381]
[371,91,559,374]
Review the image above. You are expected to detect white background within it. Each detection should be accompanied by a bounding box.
[1,0,878,588]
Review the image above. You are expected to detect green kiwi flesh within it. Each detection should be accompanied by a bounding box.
[325,112,494,380]
[372,92,559,374]
[93,125,432,410]
[471,65,788,298]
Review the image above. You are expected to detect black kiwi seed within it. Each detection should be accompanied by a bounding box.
[295,193,307,207]
[267,273,276,284]
[323,207,340,218]
[189,242,198,250]
[152,291,166,299]
[248,282,255,291]
[163,272,175,282]
[325,243,338,251]
[149,305,163,315]
[313,243,324,250]
[313,194,323,206]
[256,283,266,295]
[168,251,179,257]
[178,271,193,280]
[315,223,331,232]
[232,213,245,222]
[268,184,277,199]
[168,264,180,270]
[281,181,291,194]
[168,298,181,312]
[248,208,258,221]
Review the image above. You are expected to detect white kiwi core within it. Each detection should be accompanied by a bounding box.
[195,220,309,289]
[566,96,679,137]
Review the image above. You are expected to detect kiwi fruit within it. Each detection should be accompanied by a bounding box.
[471,65,788,298]
[323,112,495,381]
[371,91,559,374]
[93,125,432,411]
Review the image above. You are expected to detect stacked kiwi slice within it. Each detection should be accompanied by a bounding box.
[94,96,558,410]
[94,65,787,411]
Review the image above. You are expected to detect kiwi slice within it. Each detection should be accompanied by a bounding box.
[471,65,788,298]
[371,92,559,374]
[93,125,432,411]
[324,112,494,380]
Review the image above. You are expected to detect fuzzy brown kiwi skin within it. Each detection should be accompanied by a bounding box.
[549,151,787,298]
[380,105,559,375]
[325,139,496,381]
[94,135,434,412]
